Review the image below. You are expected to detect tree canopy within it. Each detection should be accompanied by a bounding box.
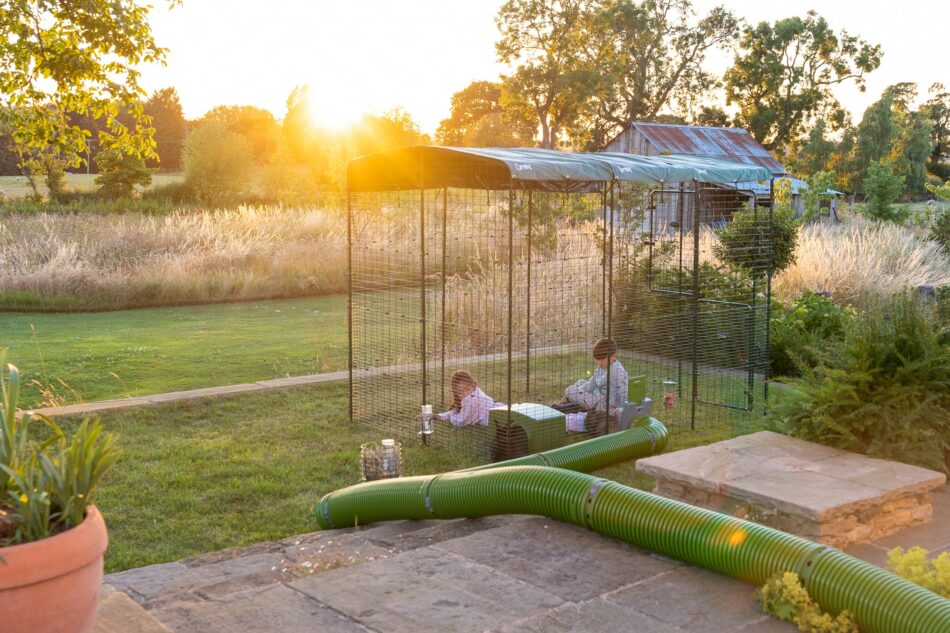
[724,11,881,151]
[0,0,173,172]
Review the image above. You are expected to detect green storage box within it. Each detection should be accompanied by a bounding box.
[488,403,566,457]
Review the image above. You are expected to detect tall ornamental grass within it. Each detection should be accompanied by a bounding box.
[771,217,950,309]
[0,206,348,310]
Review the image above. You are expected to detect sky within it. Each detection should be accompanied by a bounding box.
[139,0,949,134]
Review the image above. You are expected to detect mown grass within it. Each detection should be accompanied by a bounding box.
[2,295,349,408]
[54,382,479,573]
[60,379,769,573]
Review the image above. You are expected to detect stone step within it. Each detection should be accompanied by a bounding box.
[94,586,171,633]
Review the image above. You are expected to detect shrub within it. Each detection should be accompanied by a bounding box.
[863,161,907,223]
[770,292,855,378]
[182,120,254,204]
[714,180,798,277]
[756,572,858,633]
[776,292,950,472]
[930,208,949,253]
[887,546,950,598]
[94,148,153,198]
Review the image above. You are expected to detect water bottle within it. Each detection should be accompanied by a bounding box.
[381,439,395,476]
[421,404,434,435]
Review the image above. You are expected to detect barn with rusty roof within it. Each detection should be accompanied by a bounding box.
[603,122,832,219]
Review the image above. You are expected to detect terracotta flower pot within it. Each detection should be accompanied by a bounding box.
[0,506,108,633]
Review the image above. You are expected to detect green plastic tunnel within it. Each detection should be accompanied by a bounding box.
[316,422,950,633]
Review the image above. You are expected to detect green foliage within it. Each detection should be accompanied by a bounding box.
[144,87,188,171]
[756,572,859,633]
[801,170,839,222]
[776,293,950,473]
[182,121,254,204]
[862,161,906,222]
[929,208,950,253]
[0,1,167,171]
[714,181,799,277]
[927,180,950,200]
[0,353,119,544]
[887,546,950,598]
[200,105,280,165]
[94,149,153,199]
[770,292,855,378]
[923,83,949,181]
[724,11,881,150]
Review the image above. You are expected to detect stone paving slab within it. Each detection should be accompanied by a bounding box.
[608,566,795,633]
[437,517,681,602]
[292,544,565,633]
[496,596,684,633]
[94,589,172,633]
[151,583,369,633]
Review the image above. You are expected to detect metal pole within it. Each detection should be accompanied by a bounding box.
[347,189,354,424]
[677,182,685,399]
[602,186,608,334]
[507,181,515,423]
[690,181,700,431]
[526,189,532,394]
[441,186,447,405]
[420,166,428,444]
[748,188,757,411]
[764,178,776,413]
[605,182,615,425]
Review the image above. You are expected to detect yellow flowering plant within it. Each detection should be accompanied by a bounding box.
[1,352,119,545]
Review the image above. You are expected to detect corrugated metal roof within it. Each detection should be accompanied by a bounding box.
[630,123,786,175]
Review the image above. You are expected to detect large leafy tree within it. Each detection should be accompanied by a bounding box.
[579,0,741,149]
[436,81,533,147]
[0,1,172,175]
[495,0,601,149]
[724,11,881,151]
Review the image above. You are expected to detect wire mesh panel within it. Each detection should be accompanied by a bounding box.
[612,182,772,433]
[351,177,614,459]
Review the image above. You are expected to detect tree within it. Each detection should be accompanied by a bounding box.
[182,121,254,204]
[201,105,280,164]
[845,84,932,194]
[889,110,933,194]
[692,105,730,128]
[144,88,188,171]
[922,83,950,180]
[788,120,838,177]
[862,161,905,222]
[724,11,881,151]
[0,1,171,175]
[580,0,741,149]
[350,108,429,157]
[800,170,839,222]
[436,81,503,145]
[94,149,153,198]
[495,0,601,149]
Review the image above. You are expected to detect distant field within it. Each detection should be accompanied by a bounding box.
[0,171,184,198]
[1,295,349,408]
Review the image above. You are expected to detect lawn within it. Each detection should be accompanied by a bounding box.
[61,380,768,573]
[2,295,349,408]
[0,172,185,198]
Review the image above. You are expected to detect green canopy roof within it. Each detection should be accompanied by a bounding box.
[346,146,772,192]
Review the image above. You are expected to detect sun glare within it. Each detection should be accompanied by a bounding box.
[306,98,360,133]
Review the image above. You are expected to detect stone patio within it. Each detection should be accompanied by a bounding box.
[94,479,950,633]
[635,431,947,547]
